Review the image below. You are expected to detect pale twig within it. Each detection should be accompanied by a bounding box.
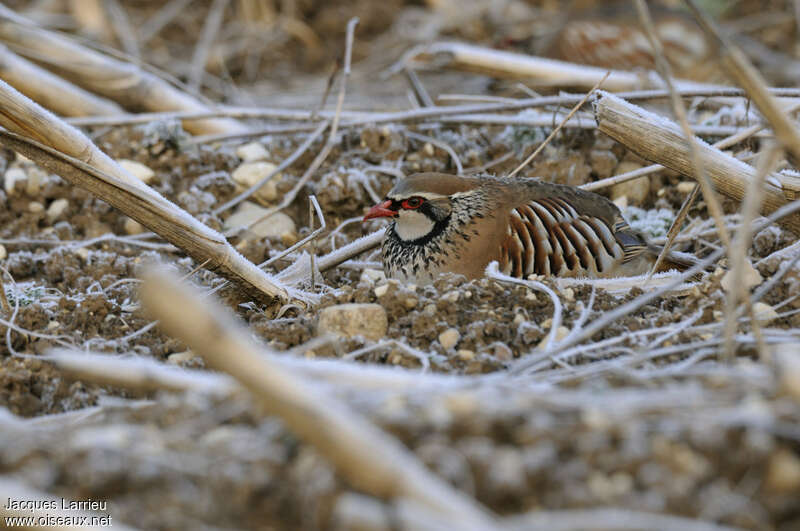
[722,144,781,360]
[212,120,329,214]
[140,268,496,527]
[104,0,140,59]
[139,0,194,43]
[647,183,700,282]
[508,71,609,178]
[635,0,731,281]
[486,263,563,351]
[404,67,433,107]
[405,130,463,175]
[189,0,228,92]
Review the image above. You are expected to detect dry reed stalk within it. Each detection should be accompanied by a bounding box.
[139,269,496,528]
[400,41,718,92]
[0,44,122,117]
[0,475,137,530]
[685,0,800,165]
[47,349,238,395]
[583,99,800,192]
[65,87,800,128]
[721,144,781,359]
[594,92,800,234]
[0,80,288,302]
[188,0,228,92]
[0,5,246,136]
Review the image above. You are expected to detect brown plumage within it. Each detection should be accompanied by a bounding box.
[363,173,688,283]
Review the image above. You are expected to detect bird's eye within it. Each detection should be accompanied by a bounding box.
[402,196,424,209]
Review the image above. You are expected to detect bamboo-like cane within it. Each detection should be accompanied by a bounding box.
[140,268,496,529]
[0,43,122,117]
[594,91,800,235]
[402,41,719,92]
[0,5,246,136]
[0,79,287,301]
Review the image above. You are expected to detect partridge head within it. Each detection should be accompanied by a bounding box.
[364,173,674,284]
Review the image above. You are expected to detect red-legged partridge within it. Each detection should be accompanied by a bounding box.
[363,173,678,283]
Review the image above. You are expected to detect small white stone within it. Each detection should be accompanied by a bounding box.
[774,343,800,401]
[0,244,6,260]
[318,303,388,341]
[360,269,386,285]
[423,142,435,156]
[28,201,44,213]
[223,201,296,240]
[232,161,280,202]
[438,328,460,350]
[721,261,762,292]
[118,159,155,183]
[167,350,196,365]
[25,166,45,196]
[676,181,696,194]
[123,217,144,235]
[46,198,69,222]
[751,302,779,325]
[457,349,475,361]
[4,166,26,195]
[374,284,389,297]
[765,449,800,492]
[75,248,89,261]
[235,141,270,162]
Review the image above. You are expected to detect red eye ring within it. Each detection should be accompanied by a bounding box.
[401,196,424,209]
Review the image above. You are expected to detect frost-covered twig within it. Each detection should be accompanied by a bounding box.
[486,262,563,352]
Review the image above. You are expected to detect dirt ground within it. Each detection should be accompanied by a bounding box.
[1,1,800,530]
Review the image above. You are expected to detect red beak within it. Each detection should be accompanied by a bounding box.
[363,199,397,221]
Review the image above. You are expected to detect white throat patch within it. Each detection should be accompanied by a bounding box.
[393,210,435,241]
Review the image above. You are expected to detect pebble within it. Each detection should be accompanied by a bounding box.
[167,351,196,365]
[223,201,296,241]
[0,244,5,260]
[765,448,800,492]
[721,262,763,292]
[318,303,388,341]
[235,141,270,162]
[676,181,696,194]
[232,161,280,202]
[491,342,513,361]
[118,159,155,184]
[774,343,800,401]
[28,201,44,213]
[457,349,475,361]
[26,166,45,196]
[751,302,779,325]
[4,166,26,195]
[359,269,386,285]
[438,328,460,350]
[374,284,389,297]
[123,217,145,235]
[46,198,69,222]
